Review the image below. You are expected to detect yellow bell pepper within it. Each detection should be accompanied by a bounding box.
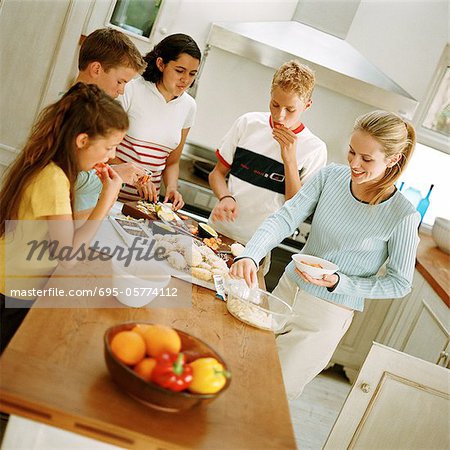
[188,357,230,394]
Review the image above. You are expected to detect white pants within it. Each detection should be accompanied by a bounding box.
[273,273,354,400]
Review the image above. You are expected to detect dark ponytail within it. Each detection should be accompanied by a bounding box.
[142,33,201,83]
[0,83,128,236]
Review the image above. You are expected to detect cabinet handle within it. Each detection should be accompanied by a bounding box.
[436,350,448,366]
[360,382,371,393]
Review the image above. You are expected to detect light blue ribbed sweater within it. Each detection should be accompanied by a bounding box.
[241,164,420,311]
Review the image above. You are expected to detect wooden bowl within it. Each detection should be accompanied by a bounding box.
[104,322,231,412]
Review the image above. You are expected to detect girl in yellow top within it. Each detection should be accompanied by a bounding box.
[0,82,129,352]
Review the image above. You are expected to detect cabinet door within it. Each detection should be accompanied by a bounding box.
[325,343,450,449]
[402,276,449,364]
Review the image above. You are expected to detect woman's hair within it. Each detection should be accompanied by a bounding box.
[271,60,316,103]
[78,28,146,74]
[354,110,416,205]
[0,82,129,236]
[142,33,201,83]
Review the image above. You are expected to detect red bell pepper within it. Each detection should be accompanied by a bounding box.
[151,352,193,392]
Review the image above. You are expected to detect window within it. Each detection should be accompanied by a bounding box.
[398,142,450,227]
[400,44,450,227]
[109,0,162,39]
[422,66,449,138]
[416,45,449,155]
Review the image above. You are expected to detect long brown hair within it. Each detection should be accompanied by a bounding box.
[0,82,129,236]
[353,110,416,205]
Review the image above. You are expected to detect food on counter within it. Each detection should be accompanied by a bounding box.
[191,267,213,282]
[230,242,245,257]
[227,297,273,331]
[188,357,230,394]
[300,260,323,269]
[134,357,157,381]
[142,324,182,357]
[155,203,178,222]
[167,251,188,271]
[110,330,146,365]
[154,234,229,283]
[135,200,157,215]
[188,224,199,235]
[198,223,219,239]
[106,323,231,401]
[203,237,223,251]
[152,221,176,235]
[151,352,193,392]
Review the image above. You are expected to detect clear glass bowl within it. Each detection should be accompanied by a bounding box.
[226,281,293,332]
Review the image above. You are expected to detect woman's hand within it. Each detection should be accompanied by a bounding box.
[230,258,258,288]
[295,268,339,289]
[272,124,298,164]
[211,197,238,222]
[164,187,184,210]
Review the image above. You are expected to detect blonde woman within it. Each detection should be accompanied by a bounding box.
[230,110,419,399]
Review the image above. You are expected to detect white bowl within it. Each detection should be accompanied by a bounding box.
[432,217,450,255]
[291,254,339,279]
[112,258,171,307]
[226,280,293,332]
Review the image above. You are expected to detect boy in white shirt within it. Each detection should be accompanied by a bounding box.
[209,61,327,246]
[73,28,150,219]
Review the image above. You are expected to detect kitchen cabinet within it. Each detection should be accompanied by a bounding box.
[330,298,395,383]
[382,269,450,367]
[325,343,450,449]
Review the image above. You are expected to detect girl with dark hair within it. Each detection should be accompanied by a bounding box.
[230,110,420,399]
[113,33,201,209]
[0,82,128,352]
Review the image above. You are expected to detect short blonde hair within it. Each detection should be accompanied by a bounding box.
[271,60,315,102]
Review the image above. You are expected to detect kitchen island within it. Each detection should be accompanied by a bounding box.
[0,255,296,449]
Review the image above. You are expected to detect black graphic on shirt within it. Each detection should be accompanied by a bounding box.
[230,147,303,194]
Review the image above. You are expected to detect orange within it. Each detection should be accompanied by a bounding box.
[143,324,181,357]
[134,357,157,381]
[110,330,146,366]
[132,324,152,338]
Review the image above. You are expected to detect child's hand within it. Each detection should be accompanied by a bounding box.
[96,164,123,205]
[136,177,158,203]
[114,162,146,185]
[272,125,298,164]
[211,197,238,222]
[164,188,184,211]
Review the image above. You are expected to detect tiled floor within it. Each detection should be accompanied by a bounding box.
[289,366,352,449]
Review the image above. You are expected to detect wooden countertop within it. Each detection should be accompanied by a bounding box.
[416,232,450,307]
[0,259,295,449]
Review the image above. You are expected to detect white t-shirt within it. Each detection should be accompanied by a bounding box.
[117,76,196,201]
[209,112,327,244]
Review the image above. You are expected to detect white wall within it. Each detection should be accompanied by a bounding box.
[346,0,448,102]
[152,0,299,51]
[188,48,373,164]
[187,0,448,163]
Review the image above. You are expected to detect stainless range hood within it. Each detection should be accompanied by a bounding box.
[206,21,418,119]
